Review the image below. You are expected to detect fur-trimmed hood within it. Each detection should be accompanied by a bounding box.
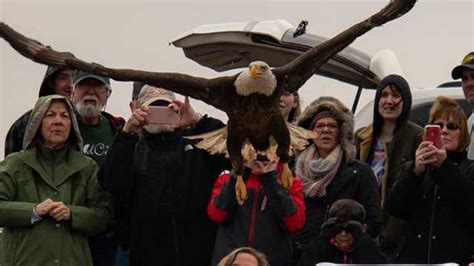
[297,96,356,160]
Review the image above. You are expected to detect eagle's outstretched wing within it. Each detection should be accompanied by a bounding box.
[273,0,416,92]
[0,22,235,111]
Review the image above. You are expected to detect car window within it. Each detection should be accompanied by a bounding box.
[355,95,471,131]
[410,99,471,127]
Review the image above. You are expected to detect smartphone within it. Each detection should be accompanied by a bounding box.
[424,125,441,148]
[147,106,180,125]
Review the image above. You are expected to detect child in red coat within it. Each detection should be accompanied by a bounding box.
[208,159,306,266]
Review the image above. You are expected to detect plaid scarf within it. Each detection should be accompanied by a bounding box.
[296,144,343,197]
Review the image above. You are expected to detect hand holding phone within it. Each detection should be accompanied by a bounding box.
[424,125,441,148]
[147,106,180,125]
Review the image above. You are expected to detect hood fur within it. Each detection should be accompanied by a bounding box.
[297,96,356,160]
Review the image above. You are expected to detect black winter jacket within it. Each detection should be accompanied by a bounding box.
[292,159,382,259]
[99,116,228,266]
[388,151,474,264]
[298,234,387,265]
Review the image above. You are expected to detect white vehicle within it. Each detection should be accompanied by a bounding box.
[171,19,469,129]
[172,19,403,113]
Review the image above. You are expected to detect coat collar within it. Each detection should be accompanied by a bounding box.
[18,146,92,189]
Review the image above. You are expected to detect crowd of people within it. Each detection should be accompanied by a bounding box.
[0,51,473,266]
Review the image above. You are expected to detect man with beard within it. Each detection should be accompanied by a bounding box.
[71,71,125,266]
[451,51,474,159]
[71,71,125,164]
[99,85,228,266]
[4,66,74,156]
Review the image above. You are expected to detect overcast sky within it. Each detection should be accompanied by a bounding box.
[1,0,473,159]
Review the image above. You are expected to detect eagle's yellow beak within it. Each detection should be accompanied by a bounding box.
[250,65,259,78]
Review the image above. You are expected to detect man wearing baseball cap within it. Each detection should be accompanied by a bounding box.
[99,84,228,266]
[71,71,125,266]
[452,52,474,159]
[71,71,124,164]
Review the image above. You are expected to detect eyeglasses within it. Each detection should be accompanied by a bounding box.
[431,122,460,130]
[313,123,339,132]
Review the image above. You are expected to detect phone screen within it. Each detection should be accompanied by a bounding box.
[147,106,180,124]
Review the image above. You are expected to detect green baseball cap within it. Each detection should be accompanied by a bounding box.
[74,70,111,90]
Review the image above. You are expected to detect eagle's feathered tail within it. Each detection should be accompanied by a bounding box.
[184,123,315,158]
[185,123,315,204]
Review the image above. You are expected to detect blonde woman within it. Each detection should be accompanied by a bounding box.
[218,247,269,266]
[388,96,474,264]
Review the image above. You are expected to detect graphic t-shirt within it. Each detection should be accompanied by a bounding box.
[78,116,114,166]
[370,138,386,186]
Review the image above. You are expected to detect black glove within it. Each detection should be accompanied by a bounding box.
[260,170,297,217]
[213,171,238,210]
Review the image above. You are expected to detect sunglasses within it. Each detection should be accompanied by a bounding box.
[431,122,460,130]
[321,218,364,237]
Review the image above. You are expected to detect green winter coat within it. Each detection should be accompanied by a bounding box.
[0,95,111,266]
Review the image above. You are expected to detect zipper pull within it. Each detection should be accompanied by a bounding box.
[260,195,267,211]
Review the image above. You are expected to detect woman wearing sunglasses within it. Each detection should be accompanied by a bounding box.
[388,96,474,264]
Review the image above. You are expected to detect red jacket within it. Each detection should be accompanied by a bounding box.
[208,163,305,265]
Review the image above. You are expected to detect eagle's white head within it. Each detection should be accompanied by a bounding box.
[234,61,277,96]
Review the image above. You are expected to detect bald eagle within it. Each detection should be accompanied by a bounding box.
[0,0,416,204]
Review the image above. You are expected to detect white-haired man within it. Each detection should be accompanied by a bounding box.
[71,71,125,266]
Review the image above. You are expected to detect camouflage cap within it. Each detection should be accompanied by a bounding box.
[452,51,474,79]
[137,85,176,107]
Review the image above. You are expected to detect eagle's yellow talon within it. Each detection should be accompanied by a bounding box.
[235,175,247,205]
[281,163,293,189]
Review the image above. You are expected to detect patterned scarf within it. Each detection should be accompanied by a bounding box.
[296,144,343,197]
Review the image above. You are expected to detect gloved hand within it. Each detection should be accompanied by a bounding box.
[213,171,238,210]
[260,170,296,217]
